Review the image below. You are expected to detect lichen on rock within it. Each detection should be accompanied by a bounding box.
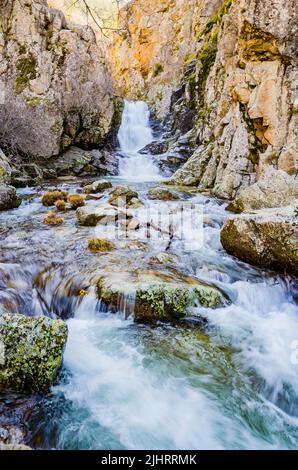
[0,313,68,393]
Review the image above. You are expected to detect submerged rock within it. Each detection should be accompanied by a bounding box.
[221,206,298,276]
[84,179,113,194]
[227,169,298,213]
[0,313,68,393]
[0,184,22,211]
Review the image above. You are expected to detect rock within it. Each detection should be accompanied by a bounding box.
[0,149,12,184]
[43,211,64,226]
[88,238,115,253]
[119,218,141,231]
[77,204,118,227]
[220,206,298,276]
[0,184,22,211]
[148,186,180,201]
[134,283,224,323]
[96,272,226,323]
[0,313,68,392]
[227,169,298,213]
[67,194,85,209]
[149,252,176,265]
[84,179,113,194]
[108,185,138,207]
[41,190,68,207]
[19,163,43,185]
[129,197,144,208]
[139,141,169,155]
[0,424,31,451]
[54,199,67,211]
[0,2,123,158]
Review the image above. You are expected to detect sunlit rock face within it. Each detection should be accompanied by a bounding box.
[0,0,122,158]
[111,0,298,202]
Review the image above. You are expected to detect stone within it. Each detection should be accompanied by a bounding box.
[227,169,298,213]
[67,194,85,209]
[88,238,115,253]
[84,179,113,194]
[77,204,118,227]
[220,206,298,276]
[108,185,139,207]
[0,2,123,158]
[148,186,180,201]
[0,149,12,184]
[96,271,226,323]
[0,184,22,211]
[0,313,68,392]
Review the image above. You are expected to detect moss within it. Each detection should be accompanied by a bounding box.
[0,314,68,393]
[42,190,68,207]
[54,199,67,211]
[152,63,164,78]
[88,238,115,253]
[111,97,124,129]
[25,97,50,107]
[18,43,27,55]
[202,0,233,37]
[134,283,224,323]
[43,211,64,226]
[240,21,282,62]
[15,52,37,93]
[67,194,85,209]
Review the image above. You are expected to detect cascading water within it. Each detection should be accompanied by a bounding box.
[118,100,160,181]
[0,133,298,449]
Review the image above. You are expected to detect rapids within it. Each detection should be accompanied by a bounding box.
[0,101,297,450]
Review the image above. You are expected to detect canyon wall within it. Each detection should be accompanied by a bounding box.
[111,0,298,200]
[0,0,122,159]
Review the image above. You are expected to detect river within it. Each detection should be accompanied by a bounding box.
[0,101,297,450]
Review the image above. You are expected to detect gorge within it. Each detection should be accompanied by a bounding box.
[0,0,298,451]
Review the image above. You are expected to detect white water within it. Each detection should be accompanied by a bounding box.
[118,101,160,181]
[1,103,298,450]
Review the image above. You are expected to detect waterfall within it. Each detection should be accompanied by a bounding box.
[117,100,160,181]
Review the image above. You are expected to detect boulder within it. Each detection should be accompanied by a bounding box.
[77,204,118,227]
[84,179,113,194]
[221,206,298,276]
[96,271,226,323]
[227,168,298,213]
[0,184,22,211]
[108,185,138,207]
[148,186,180,201]
[0,313,68,392]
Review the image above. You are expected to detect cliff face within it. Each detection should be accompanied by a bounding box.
[0,0,122,159]
[111,0,298,200]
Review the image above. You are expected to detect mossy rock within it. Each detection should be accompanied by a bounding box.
[54,199,67,212]
[108,185,138,207]
[84,180,113,194]
[148,187,180,201]
[42,190,68,207]
[0,185,21,211]
[0,314,68,393]
[88,238,115,253]
[134,283,224,323]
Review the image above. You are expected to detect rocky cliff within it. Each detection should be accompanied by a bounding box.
[111,0,298,201]
[0,0,122,160]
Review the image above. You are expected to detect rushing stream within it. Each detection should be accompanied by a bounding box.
[0,101,298,450]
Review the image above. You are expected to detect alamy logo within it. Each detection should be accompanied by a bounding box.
[93,200,204,251]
